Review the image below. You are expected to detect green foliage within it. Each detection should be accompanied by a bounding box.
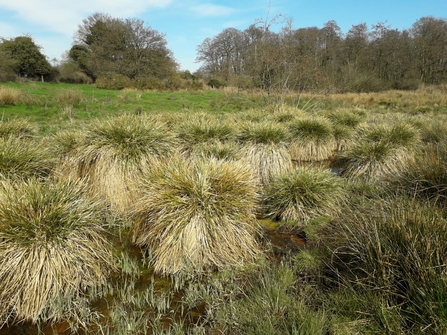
[0,36,54,80]
[214,264,328,335]
[208,78,225,88]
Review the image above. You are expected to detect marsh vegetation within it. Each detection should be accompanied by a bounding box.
[0,82,446,334]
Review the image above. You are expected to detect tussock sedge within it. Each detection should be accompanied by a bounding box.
[288,116,336,161]
[264,166,346,222]
[238,120,293,186]
[132,157,262,275]
[0,178,116,325]
[0,136,54,180]
[339,123,420,180]
[176,112,235,155]
[0,86,21,105]
[0,119,37,139]
[64,113,176,213]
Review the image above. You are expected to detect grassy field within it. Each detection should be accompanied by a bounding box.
[0,82,447,334]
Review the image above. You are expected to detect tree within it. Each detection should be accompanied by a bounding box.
[73,13,177,80]
[411,16,447,84]
[0,36,53,80]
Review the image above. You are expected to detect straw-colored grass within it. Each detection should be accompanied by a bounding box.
[288,116,336,161]
[340,123,420,180]
[0,178,116,324]
[264,166,346,222]
[0,137,53,180]
[0,119,37,139]
[177,112,234,149]
[237,121,292,186]
[191,140,241,161]
[132,157,262,275]
[0,86,21,105]
[67,113,176,213]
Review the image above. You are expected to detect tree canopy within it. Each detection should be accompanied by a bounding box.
[196,16,447,92]
[71,13,177,81]
[0,36,54,80]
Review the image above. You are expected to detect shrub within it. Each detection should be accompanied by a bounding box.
[264,166,346,222]
[0,86,21,105]
[132,157,261,275]
[0,178,116,324]
[208,78,225,89]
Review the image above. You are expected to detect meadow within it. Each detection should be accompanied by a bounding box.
[0,82,447,335]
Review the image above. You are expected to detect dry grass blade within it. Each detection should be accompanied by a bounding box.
[0,178,116,325]
[132,157,262,275]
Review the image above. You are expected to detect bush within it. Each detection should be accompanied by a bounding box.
[208,78,225,89]
[132,157,261,275]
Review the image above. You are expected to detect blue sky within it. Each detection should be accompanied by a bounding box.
[0,0,446,72]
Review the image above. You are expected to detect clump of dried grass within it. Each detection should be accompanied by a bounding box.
[288,116,336,161]
[0,119,37,139]
[132,157,262,275]
[0,137,53,180]
[0,86,21,105]
[339,123,420,180]
[238,121,293,186]
[65,113,176,213]
[0,178,116,324]
[264,166,346,222]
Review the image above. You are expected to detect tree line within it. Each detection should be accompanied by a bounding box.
[0,13,446,92]
[197,16,447,92]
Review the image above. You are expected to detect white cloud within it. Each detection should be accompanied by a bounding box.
[0,0,174,36]
[191,3,235,17]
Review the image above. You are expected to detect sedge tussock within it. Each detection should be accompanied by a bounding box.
[288,116,336,161]
[177,113,235,153]
[0,137,54,180]
[132,157,262,275]
[340,123,420,180]
[0,119,37,139]
[264,166,346,222]
[237,121,292,186]
[68,113,176,213]
[240,143,293,186]
[0,178,116,324]
[0,86,21,105]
